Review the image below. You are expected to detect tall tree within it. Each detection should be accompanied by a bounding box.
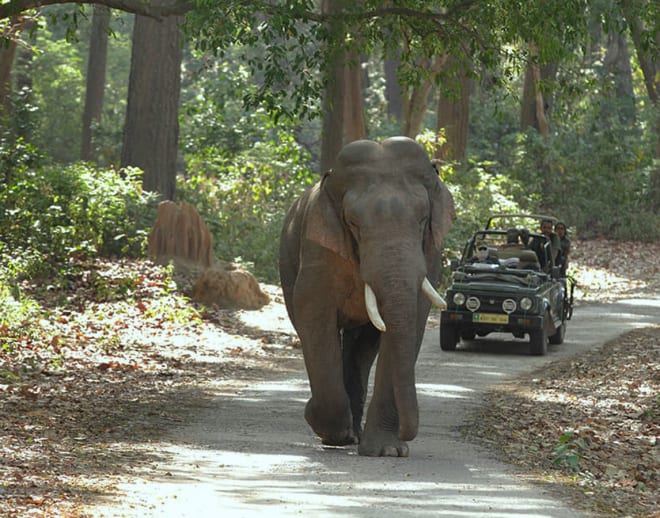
[620,0,660,211]
[120,11,182,200]
[520,62,557,133]
[319,0,346,172]
[0,17,20,112]
[384,54,403,123]
[342,50,367,143]
[401,55,446,138]
[80,4,109,162]
[435,55,471,162]
[602,27,635,123]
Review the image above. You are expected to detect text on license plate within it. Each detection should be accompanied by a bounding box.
[472,313,509,324]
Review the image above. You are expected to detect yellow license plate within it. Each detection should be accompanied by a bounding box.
[472,313,509,324]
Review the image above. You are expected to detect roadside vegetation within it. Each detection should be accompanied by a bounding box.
[1,2,659,516]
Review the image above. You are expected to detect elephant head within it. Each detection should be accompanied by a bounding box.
[279,136,455,456]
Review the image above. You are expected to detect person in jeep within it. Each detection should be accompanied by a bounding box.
[531,219,561,269]
[469,243,499,264]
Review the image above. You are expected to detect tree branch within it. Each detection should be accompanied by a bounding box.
[0,0,193,20]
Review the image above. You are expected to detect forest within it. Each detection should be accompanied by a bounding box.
[0,2,659,515]
[0,0,658,287]
[0,0,657,340]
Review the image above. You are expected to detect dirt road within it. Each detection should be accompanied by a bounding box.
[87,296,660,518]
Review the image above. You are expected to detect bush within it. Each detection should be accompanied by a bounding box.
[178,132,316,283]
[0,162,159,278]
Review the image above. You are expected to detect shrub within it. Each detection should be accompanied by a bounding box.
[0,162,159,278]
[178,132,316,283]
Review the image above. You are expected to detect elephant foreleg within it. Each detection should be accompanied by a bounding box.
[294,277,355,446]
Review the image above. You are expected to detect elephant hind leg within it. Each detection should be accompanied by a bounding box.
[342,324,380,441]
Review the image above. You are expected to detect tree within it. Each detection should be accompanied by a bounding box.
[619,0,660,212]
[342,49,367,143]
[0,17,21,111]
[520,62,557,133]
[80,4,109,162]
[435,55,471,162]
[120,11,182,200]
[0,0,190,20]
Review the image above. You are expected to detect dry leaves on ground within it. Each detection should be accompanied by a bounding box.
[466,326,659,517]
[0,237,659,517]
[0,260,296,517]
[463,237,660,518]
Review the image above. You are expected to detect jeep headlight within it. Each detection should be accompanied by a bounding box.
[520,297,533,311]
[502,298,517,313]
[453,292,466,306]
[465,296,481,312]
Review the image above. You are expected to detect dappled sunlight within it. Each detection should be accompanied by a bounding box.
[417,382,474,399]
[572,265,646,302]
[617,297,660,307]
[570,238,660,302]
[89,442,573,518]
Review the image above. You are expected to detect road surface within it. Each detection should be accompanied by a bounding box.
[88,296,659,517]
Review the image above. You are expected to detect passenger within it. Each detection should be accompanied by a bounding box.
[555,221,571,275]
[501,228,521,247]
[519,228,531,247]
[532,219,561,269]
[469,243,498,264]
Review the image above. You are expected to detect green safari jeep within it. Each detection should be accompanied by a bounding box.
[440,216,574,355]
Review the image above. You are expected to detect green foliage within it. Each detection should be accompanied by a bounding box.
[0,274,40,353]
[178,131,315,283]
[440,161,522,258]
[552,431,587,471]
[31,27,85,163]
[0,162,159,278]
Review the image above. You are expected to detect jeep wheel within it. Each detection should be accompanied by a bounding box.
[440,323,459,351]
[529,327,547,356]
[460,330,476,341]
[549,321,566,345]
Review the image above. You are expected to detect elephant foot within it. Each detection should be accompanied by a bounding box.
[358,430,410,457]
[305,398,356,446]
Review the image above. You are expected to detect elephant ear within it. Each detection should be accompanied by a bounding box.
[304,174,353,261]
[429,178,456,250]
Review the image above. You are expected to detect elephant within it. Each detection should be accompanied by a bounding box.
[279,136,455,457]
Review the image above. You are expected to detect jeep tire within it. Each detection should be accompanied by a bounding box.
[440,323,459,351]
[549,321,566,345]
[529,327,548,356]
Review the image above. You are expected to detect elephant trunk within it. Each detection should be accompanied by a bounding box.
[380,295,420,441]
[364,261,427,441]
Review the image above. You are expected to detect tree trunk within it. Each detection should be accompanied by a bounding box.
[343,50,366,143]
[121,11,182,200]
[602,28,635,123]
[435,56,471,162]
[13,17,35,140]
[621,0,660,211]
[384,54,402,123]
[319,0,345,173]
[81,5,110,162]
[520,61,557,132]
[402,55,447,138]
[0,20,19,113]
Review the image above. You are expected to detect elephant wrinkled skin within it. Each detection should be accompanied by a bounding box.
[279,137,455,457]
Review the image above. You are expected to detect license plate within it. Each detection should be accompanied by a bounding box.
[472,313,509,324]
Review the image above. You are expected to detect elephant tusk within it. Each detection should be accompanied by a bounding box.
[422,277,447,309]
[364,284,387,332]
